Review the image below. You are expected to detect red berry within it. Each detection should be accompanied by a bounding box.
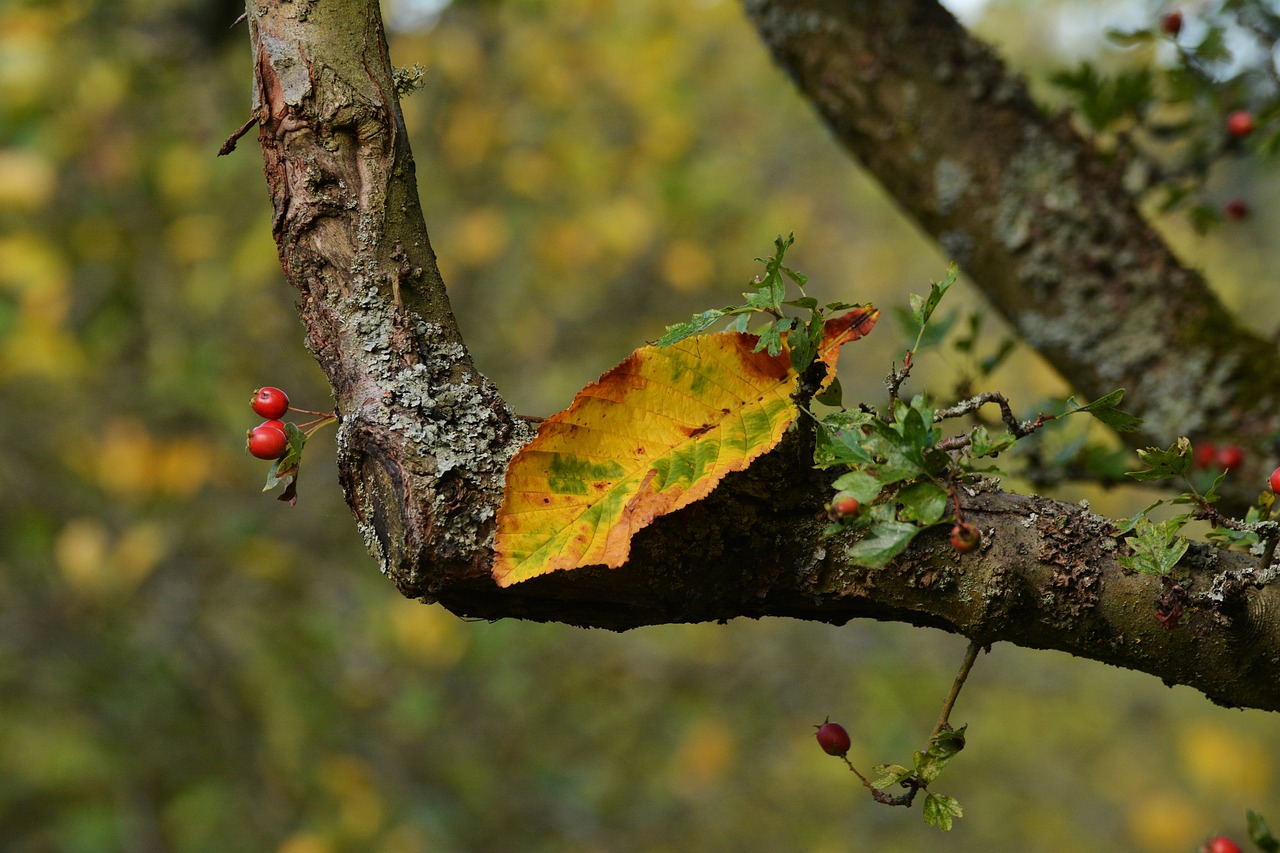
[829,495,860,519]
[1193,442,1218,469]
[1224,199,1249,221]
[1202,836,1243,853]
[816,721,851,757]
[950,522,981,553]
[247,419,289,460]
[1215,445,1244,471]
[1227,110,1255,139]
[251,386,290,419]
[1269,466,1280,493]
[1160,11,1183,36]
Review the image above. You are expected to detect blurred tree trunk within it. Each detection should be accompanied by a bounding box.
[243,0,1280,713]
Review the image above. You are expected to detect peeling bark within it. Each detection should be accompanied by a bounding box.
[244,1,1280,713]
[742,0,1280,511]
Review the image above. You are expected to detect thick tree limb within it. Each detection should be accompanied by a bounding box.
[742,0,1280,511]
[245,1,1280,713]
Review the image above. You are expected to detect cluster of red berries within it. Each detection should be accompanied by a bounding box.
[246,386,293,460]
[1160,13,1259,221]
[1194,442,1245,472]
[1202,836,1242,853]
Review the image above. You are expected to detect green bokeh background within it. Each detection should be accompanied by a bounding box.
[1,0,1277,850]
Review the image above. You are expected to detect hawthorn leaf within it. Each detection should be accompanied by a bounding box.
[831,469,885,504]
[923,793,963,831]
[493,307,878,586]
[847,520,921,569]
[1248,809,1279,853]
[897,481,949,526]
[655,308,729,347]
[1065,389,1143,433]
[1126,437,1193,481]
[263,422,307,505]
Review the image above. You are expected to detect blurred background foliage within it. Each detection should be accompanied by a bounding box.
[1,0,1278,849]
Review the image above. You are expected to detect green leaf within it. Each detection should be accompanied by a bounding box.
[788,317,825,374]
[923,792,964,831]
[832,469,886,504]
[1065,389,1143,433]
[970,425,1017,458]
[978,338,1017,375]
[1196,25,1230,62]
[813,375,842,407]
[1248,809,1280,853]
[847,520,922,568]
[914,724,967,783]
[1117,515,1190,576]
[814,412,876,468]
[1105,27,1155,46]
[656,308,728,347]
[753,320,788,357]
[1125,437,1193,481]
[870,764,912,789]
[929,725,967,757]
[897,481,949,526]
[910,264,958,328]
[263,423,307,506]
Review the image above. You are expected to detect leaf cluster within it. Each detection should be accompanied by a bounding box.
[655,233,862,374]
[871,727,967,831]
[817,269,1142,570]
[1116,437,1280,575]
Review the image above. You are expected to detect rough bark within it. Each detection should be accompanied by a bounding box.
[244,0,1280,713]
[248,0,533,598]
[742,0,1280,512]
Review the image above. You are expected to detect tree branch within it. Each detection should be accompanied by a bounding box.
[247,0,532,598]
[742,0,1280,511]
[244,0,1280,713]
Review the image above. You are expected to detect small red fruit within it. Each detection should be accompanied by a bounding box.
[1269,466,1280,493]
[950,522,981,553]
[816,721,851,757]
[247,419,289,460]
[1160,11,1183,37]
[829,495,860,519]
[1227,110,1255,139]
[1202,836,1243,853]
[1224,199,1249,221]
[1216,445,1244,471]
[1193,442,1218,469]
[251,386,290,419]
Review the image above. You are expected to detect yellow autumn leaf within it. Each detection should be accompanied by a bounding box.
[493,307,878,586]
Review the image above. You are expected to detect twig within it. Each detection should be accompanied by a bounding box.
[218,115,259,156]
[930,639,982,742]
[933,391,1048,438]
